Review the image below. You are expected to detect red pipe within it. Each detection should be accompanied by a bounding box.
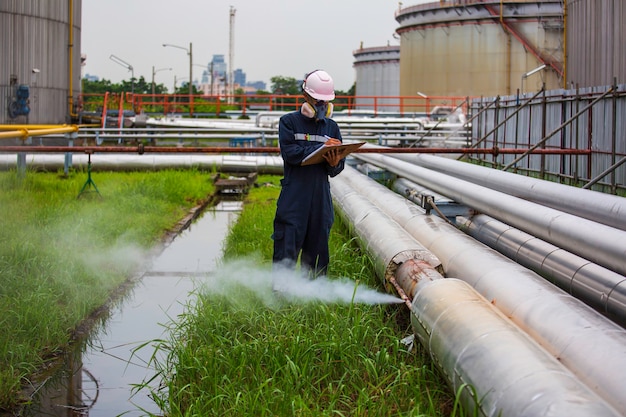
[0,146,591,155]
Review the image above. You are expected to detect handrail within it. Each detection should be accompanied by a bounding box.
[79,92,472,119]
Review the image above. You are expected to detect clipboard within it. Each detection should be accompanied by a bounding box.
[301,142,365,166]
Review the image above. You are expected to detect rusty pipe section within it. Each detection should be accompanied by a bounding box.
[340,160,626,415]
[329,170,442,283]
[331,167,622,417]
[0,146,590,155]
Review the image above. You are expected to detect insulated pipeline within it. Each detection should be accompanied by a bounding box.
[393,153,626,231]
[0,154,285,174]
[331,169,623,417]
[355,153,626,278]
[337,163,626,415]
[457,214,626,326]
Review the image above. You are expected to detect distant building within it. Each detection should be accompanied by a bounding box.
[246,80,266,91]
[197,56,266,96]
[84,73,99,82]
[200,70,209,84]
[211,55,227,81]
[233,69,246,86]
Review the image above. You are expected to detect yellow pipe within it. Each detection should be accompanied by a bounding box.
[0,124,77,130]
[0,125,79,140]
[0,130,29,140]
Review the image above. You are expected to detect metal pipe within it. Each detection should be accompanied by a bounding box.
[330,175,442,282]
[355,153,626,277]
[0,126,79,140]
[0,145,590,155]
[0,124,81,130]
[409,277,621,417]
[337,162,626,415]
[331,169,622,417]
[392,153,626,231]
[0,146,281,154]
[0,154,284,174]
[458,214,626,326]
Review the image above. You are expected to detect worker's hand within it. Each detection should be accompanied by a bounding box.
[324,137,341,146]
[323,147,342,167]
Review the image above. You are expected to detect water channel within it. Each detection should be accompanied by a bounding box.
[21,200,242,417]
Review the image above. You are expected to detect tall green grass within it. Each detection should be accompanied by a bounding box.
[146,175,456,416]
[0,168,214,409]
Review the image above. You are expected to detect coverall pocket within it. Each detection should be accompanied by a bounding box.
[272,224,297,263]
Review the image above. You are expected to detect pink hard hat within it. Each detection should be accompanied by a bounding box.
[302,70,335,101]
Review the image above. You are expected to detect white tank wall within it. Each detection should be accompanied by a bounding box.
[396,1,564,99]
[353,46,400,112]
[0,0,82,124]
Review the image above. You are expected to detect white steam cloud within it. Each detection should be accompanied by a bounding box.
[199,258,403,306]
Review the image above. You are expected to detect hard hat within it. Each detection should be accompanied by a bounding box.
[302,70,335,101]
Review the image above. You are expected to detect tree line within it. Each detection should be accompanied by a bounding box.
[82,75,355,97]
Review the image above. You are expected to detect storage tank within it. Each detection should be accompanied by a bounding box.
[353,44,400,112]
[396,1,564,99]
[566,0,626,88]
[0,0,82,125]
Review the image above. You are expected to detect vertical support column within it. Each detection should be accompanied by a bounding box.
[17,153,26,177]
[64,132,76,176]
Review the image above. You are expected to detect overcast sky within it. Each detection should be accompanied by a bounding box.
[81,0,402,92]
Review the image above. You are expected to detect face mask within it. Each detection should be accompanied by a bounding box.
[314,101,329,121]
[301,100,334,120]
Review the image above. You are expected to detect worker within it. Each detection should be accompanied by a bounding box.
[272,69,345,278]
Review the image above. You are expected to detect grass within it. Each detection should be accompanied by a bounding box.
[0,168,214,409]
[144,174,458,416]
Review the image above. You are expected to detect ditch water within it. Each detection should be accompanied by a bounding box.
[20,200,242,417]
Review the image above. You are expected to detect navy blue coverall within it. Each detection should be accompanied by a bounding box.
[272,110,345,276]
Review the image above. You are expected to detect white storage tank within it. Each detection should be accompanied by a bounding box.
[396,1,564,99]
[0,0,82,124]
[353,44,400,113]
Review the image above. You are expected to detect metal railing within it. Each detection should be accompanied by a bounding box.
[78,92,470,120]
[469,83,626,195]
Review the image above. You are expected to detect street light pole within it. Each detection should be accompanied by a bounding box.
[152,66,172,97]
[109,54,134,95]
[163,42,193,116]
[152,66,172,112]
[188,42,193,98]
